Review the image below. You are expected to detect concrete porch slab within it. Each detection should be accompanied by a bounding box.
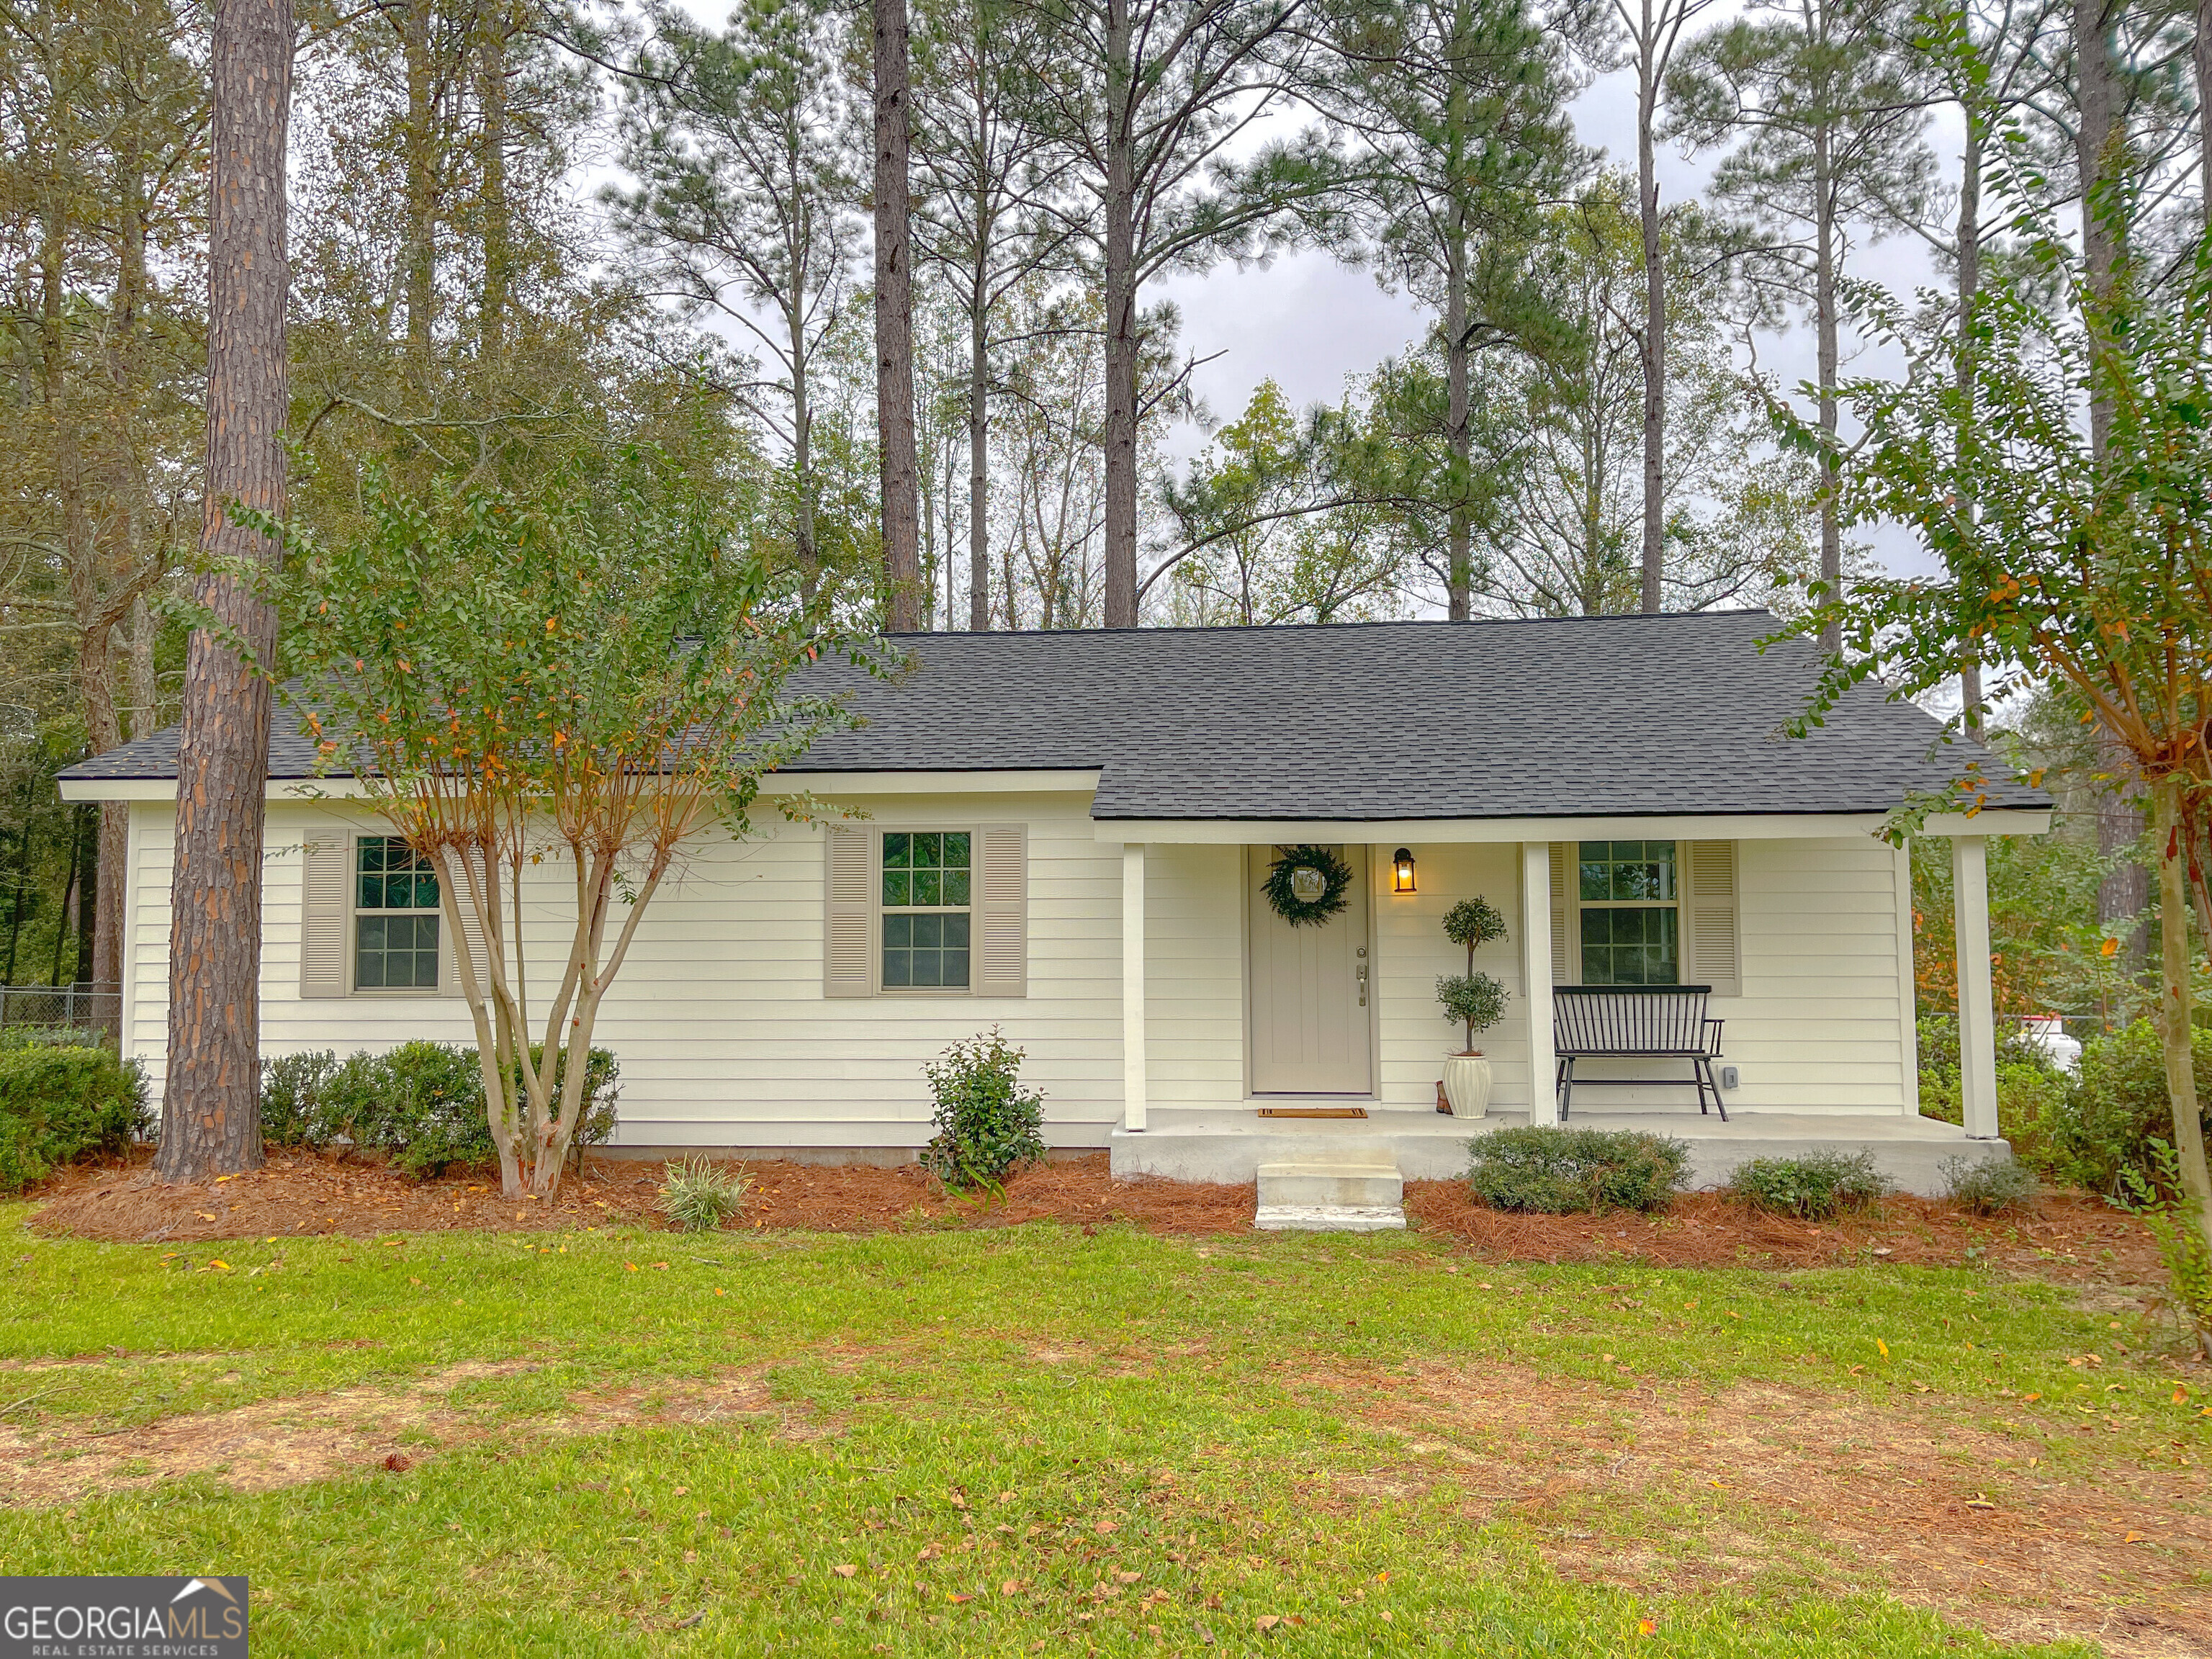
[1110,1107,2010,1196]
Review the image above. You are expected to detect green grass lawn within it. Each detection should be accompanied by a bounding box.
[3,1208,2203,1657]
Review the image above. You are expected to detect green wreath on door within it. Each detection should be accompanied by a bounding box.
[1263,845,1354,927]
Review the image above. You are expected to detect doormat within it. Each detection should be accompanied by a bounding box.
[1256,1107,1369,1119]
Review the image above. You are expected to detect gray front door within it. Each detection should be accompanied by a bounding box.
[1246,845,1372,1094]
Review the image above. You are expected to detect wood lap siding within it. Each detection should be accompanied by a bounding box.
[119,803,1914,1135]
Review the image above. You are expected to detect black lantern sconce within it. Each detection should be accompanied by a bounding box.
[1391,848,1417,894]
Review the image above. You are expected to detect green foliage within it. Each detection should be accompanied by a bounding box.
[2114,1143,2212,1346]
[1937,1154,2038,1215]
[2034,1020,2212,1193]
[1465,1126,1689,1214]
[258,1043,619,1179]
[1442,896,1507,955]
[659,1156,750,1233]
[0,1043,148,1195]
[1727,1151,1889,1220]
[920,1030,1045,1190]
[1436,973,1510,1052]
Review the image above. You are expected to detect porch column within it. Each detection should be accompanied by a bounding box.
[1951,835,2000,1139]
[1521,842,1559,1125]
[1122,842,1146,1132]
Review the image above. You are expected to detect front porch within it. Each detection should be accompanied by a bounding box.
[1105,827,2018,1201]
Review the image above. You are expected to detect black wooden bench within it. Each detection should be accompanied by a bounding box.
[1553,985,1728,1120]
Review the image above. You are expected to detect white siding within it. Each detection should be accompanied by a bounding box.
[120,802,1916,1150]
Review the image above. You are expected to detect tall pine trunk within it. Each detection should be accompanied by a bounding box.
[876,0,923,630]
[401,0,435,368]
[477,6,510,356]
[158,0,291,1184]
[1635,9,1665,616]
[968,258,991,629]
[1100,0,1139,629]
[1813,123,1840,654]
[1957,103,1982,737]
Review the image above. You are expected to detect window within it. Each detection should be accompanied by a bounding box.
[881,831,971,990]
[354,835,442,990]
[1577,840,1678,985]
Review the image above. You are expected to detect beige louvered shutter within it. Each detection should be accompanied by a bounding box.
[823,824,874,998]
[441,850,493,999]
[300,832,351,999]
[974,824,1028,997]
[1683,840,1742,997]
[1547,842,1574,985]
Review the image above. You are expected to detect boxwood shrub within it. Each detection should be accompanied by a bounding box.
[260,1040,619,1177]
[0,1035,149,1195]
[1726,1150,1889,1219]
[1465,1125,1689,1214]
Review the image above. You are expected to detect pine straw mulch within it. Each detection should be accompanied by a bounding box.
[19,1148,2169,1285]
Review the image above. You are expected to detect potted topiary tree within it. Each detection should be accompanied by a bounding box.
[1437,896,1510,1117]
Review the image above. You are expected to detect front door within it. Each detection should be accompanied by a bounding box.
[1247,845,1372,1094]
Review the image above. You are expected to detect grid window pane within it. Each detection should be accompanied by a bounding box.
[1580,906,1678,985]
[1578,840,1676,903]
[358,835,441,911]
[356,913,441,989]
[883,911,969,989]
[356,835,440,990]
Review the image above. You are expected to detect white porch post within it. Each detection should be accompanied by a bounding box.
[1122,842,1147,1132]
[1521,842,1558,1125]
[1951,834,2000,1140]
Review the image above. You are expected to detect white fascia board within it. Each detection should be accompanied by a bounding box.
[65,769,1104,805]
[760,770,1101,797]
[1094,808,2051,845]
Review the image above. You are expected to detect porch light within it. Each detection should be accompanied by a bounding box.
[1391,848,1417,894]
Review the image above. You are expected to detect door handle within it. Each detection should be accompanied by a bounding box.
[1356,963,1369,1007]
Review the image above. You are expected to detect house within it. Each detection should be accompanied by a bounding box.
[60,612,2046,1203]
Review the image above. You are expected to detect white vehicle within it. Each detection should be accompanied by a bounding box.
[2019,1014,2083,1074]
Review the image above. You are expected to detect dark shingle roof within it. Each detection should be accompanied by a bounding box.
[62,612,2049,822]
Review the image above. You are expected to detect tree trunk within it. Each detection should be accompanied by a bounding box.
[477,4,510,357]
[1636,27,1665,616]
[2198,0,2211,230]
[1444,217,1473,622]
[158,0,291,1185]
[2152,775,2212,1338]
[1956,101,1982,742]
[968,276,991,630]
[792,312,820,605]
[1100,0,1139,629]
[876,0,923,631]
[72,806,96,989]
[401,0,436,367]
[2073,0,2118,457]
[1814,124,1841,655]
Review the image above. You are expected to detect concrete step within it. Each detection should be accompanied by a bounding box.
[1253,1158,1407,1233]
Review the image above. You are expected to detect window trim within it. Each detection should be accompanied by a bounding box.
[1575,839,1682,987]
[351,832,446,996]
[873,825,978,997]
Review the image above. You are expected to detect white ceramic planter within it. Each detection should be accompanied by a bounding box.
[1440,1052,1493,1118]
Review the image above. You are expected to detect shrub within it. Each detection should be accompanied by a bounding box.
[1727,1151,1889,1219]
[1465,1126,1689,1214]
[660,1156,750,1232]
[1938,1154,2039,1215]
[2056,1020,2212,1193]
[2114,1143,2212,1357]
[1436,974,1510,1053]
[256,1041,620,1178]
[0,1043,149,1195]
[920,1029,1046,1189]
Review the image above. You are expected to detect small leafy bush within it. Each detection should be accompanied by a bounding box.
[1938,1154,2038,1215]
[257,1041,619,1177]
[1727,1151,1889,1219]
[1465,1126,1688,1214]
[2114,1142,2212,1356]
[1436,974,1509,1053]
[660,1156,750,1232]
[920,1029,1046,1189]
[0,1042,149,1195]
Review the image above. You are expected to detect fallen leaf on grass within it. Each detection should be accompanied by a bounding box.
[1000,1580,1020,1596]
[1638,1617,1658,1635]
[1093,1519,1118,1536]
[832,1565,858,1579]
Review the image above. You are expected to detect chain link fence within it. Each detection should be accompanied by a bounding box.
[0,983,120,1035]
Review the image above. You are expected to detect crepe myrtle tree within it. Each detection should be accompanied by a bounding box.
[1780,166,2212,1331]
[202,449,892,1195]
